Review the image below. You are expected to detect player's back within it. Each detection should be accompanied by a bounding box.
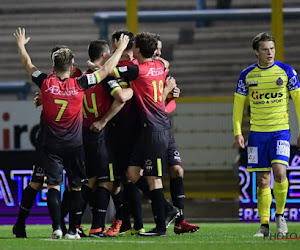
[82,70,114,129]
[131,59,170,131]
[40,74,84,148]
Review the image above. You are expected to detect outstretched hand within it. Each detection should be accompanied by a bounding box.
[13,27,30,46]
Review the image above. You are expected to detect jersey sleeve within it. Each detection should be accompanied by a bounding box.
[114,65,139,81]
[235,71,248,96]
[287,67,300,133]
[77,72,102,90]
[287,67,300,92]
[31,70,47,88]
[165,98,176,113]
[290,89,300,134]
[233,93,247,136]
[233,69,249,135]
[101,76,122,96]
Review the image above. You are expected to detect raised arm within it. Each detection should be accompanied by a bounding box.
[13,27,37,76]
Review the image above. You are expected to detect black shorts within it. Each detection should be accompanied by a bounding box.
[106,123,139,176]
[31,133,45,184]
[41,145,86,187]
[130,127,178,177]
[83,127,115,182]
[30,165,45,184]
[168,133,182,167]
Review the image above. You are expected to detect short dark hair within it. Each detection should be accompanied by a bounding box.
[134,32,157,58]
[111,29,134,50]
[252,32,275,51]
[88,40,109,62]
[52,48,74,72]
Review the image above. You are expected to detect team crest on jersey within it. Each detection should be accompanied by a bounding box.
[276,77,283,86]
[248,81,258,87]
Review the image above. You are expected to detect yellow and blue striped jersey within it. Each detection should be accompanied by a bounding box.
[235,60,300,132]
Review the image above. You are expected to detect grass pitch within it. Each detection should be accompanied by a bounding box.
[1,223,300,250]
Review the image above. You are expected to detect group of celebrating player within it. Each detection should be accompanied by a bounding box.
[12,27,199,239]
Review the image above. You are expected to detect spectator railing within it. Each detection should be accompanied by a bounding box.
[0,82,31,100]
[94,8,300,40]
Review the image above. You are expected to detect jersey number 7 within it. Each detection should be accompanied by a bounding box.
[54,99,68,121]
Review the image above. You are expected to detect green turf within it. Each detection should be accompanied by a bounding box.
[1,223,300,250]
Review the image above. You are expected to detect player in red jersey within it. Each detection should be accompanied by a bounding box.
[153,35,200,234]
[112,32,180,236]
[14,27,129,239]
[106,30,180,236]
[104,30,145,236]
[80,39,133,238]
[12,44,83,238]
[108,30,180,236]
[86,31,144,236]
[34,46,86,237]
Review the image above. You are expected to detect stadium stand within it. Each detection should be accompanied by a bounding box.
[0,0,300,96]
[1,0,299,98]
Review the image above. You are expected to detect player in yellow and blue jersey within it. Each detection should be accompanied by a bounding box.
[233,32,300,237]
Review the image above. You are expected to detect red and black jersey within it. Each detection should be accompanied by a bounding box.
[32,70,99,148]
[115,59,171,131]
[82,69,122,128]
